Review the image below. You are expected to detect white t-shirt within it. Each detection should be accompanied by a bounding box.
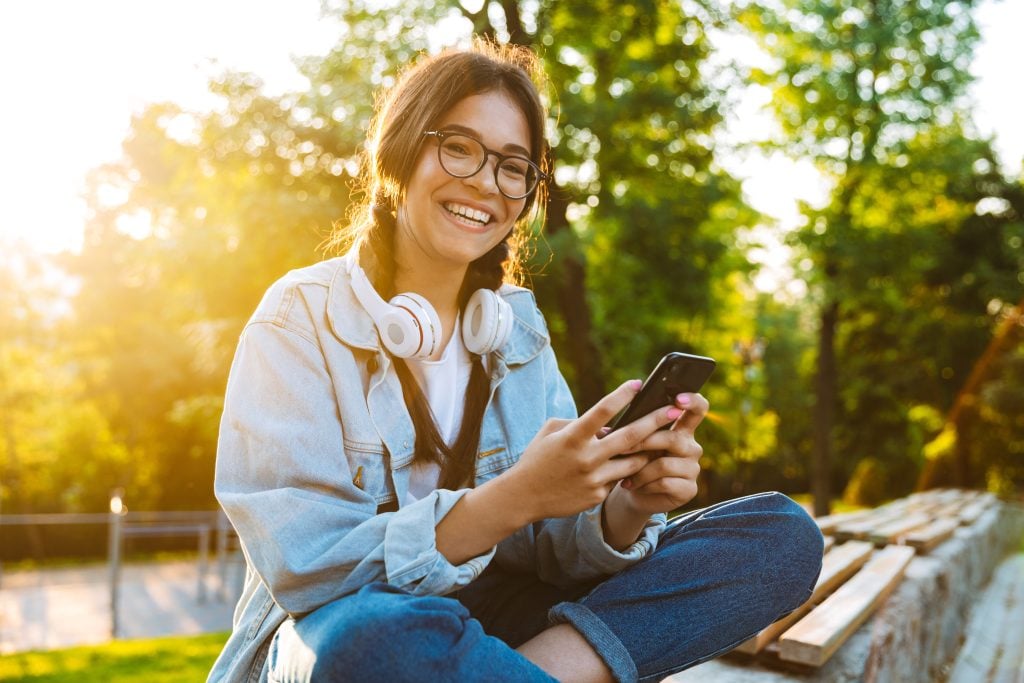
[403,324,474,504]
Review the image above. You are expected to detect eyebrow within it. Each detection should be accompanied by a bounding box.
[441,123,533,159]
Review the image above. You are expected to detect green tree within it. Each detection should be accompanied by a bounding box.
[831,125,1024,500]
[739,0,984,512]
[537,0,754,392]
[0,242,132,562]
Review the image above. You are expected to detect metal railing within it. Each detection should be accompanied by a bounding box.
[0,491,244,638]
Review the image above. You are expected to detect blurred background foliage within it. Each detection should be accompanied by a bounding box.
[2,0,1022,559]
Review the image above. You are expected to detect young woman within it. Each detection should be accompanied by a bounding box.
[209,40,823,683]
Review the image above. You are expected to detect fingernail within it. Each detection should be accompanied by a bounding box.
[666,407,683,420]
[676,394,691,407]
[629,379,643,391]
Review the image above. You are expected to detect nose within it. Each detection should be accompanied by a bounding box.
[462,153,501,196]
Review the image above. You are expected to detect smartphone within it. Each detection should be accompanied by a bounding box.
[608,352,716,433]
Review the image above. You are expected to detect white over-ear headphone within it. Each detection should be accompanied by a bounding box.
[347,258,513,358]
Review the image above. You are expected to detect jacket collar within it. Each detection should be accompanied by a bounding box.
[326,251,549,366]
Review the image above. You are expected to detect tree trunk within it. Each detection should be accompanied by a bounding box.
[546,185,606,410]
[919,296,1024,490]
[812,299,838,516]
[953,409,972,488]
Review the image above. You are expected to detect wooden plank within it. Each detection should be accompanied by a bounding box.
[734,541,874,655]
[922,488,971,511]
[935,488,969,505]
[822,536,835,554]
[959,494,997,525]
[834,509,909,541]
[902,490,952,513]
[814,509,873,535]
[777,545,915,667]
[933,500,970,519]
[904,517,960,553]
[867,512,933,546]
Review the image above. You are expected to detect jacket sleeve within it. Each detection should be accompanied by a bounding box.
[497,342,666,586]
[215,319,493,618]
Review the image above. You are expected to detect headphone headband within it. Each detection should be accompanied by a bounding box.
[347,256,511,359]
[347,257,395,322]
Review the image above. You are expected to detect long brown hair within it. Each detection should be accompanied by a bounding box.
[328,40,550,489]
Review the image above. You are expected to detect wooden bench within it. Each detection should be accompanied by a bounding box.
[666,488,1022,682]
[731,489,998,668]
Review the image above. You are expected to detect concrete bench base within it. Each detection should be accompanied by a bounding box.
[665,501,1024,683]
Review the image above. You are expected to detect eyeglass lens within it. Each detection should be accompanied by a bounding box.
[436,134,538,199]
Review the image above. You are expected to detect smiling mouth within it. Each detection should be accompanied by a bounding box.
[444,202,493,227]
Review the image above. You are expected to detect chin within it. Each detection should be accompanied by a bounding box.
[440,233,508,266]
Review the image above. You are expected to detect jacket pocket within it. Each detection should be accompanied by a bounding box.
[344,437,392,505]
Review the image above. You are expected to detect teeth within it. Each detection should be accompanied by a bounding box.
[444,202,492,225]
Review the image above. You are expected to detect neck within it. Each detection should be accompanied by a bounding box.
[392,262,466,321]
[391,250,467,362]
[391,213,469,323]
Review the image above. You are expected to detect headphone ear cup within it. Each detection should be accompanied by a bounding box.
[463,289,513,356]
[346,259,442,358]
[388,292,442,359]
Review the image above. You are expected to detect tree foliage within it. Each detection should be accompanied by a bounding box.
[741,0,1023,507]
[3,0,1023,556]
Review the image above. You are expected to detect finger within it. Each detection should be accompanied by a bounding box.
[538,417,573,438]
[625,457,700,490]
[602,405,684,456]
[632,476,698,500]
[600,452,651,481]
[566,379,642,445]
[672,393,710,433]
[621,431,703,461]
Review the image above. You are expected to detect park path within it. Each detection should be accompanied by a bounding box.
[0,559,235,654]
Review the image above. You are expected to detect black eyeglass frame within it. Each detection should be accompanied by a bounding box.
[422,130,548,200]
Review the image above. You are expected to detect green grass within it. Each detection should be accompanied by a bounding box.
[3,550,206,573]
[0,632,230,683]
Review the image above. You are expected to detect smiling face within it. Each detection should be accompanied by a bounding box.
[394,91,532,277]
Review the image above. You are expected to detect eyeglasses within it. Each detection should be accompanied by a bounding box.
[422,130,546,200]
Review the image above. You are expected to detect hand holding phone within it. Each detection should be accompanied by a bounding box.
[608,352,715,434]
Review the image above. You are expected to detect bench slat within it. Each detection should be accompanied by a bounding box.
[904,517,960,553]
[734,540,874,655]
[834,509,909,541]
[867,512,934,546]
[814,510,873,535]
[958,493,997,525]
[777,545,915,666]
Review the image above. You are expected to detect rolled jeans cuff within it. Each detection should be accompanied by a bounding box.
[549,601,638,683]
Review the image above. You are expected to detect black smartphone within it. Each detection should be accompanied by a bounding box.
[608,352,716,433]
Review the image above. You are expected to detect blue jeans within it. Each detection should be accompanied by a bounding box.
[266,492,822,683]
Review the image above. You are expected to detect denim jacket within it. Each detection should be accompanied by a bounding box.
[208,253,665,682]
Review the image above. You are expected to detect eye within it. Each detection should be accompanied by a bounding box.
[441,139,473,157]
[499,159,530,178]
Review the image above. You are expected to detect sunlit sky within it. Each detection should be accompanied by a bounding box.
[0,0,1021,258]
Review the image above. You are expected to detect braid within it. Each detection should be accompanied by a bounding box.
[442,236,512,489]
[361,200,398,298]
[459,234,512,305]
